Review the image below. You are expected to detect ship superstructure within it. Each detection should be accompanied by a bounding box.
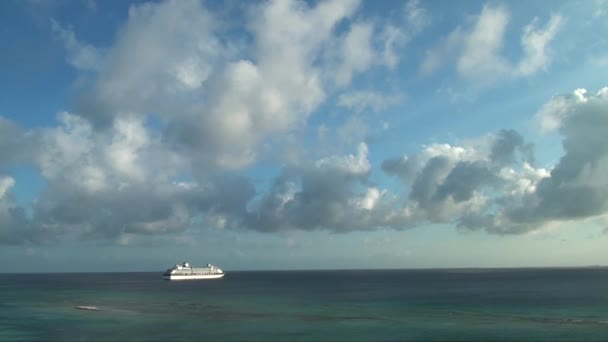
[163,262,225,280]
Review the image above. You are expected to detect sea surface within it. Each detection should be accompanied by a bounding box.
[1,268,608,341]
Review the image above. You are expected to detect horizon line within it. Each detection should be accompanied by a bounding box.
[1,264,606,275]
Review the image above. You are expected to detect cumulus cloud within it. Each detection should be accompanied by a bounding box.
[382,129,542,232]
[54,0,417,171]
[0,118,39,244]
[191,0,359,168]
[4,0,397,244]
[4,88,608,244]
[246,143,400,232]
[529,87,608,220]
[2,0,606,246]
[382,87,608,234]
[29,112,184,240]
[323,0,431,81]
[421,4,563,86]
[78,0,224,125]
[0,175,30,245]
[0,116,37,167]
[0,111,253,244]
[384,141,493,224]
[487,96,608,231]
[245,123,555,236]
[0,176,15,199]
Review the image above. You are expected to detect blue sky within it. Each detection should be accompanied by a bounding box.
[1,0,608,272]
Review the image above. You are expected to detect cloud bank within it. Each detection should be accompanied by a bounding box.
[3,0,605,246]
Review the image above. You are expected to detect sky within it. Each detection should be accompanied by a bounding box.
[1,0,608,272]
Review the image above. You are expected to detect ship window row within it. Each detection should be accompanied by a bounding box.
[171,273,218,275]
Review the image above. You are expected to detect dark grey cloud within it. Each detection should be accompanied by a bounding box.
[29,176,255,242]
[526,88,608,221]
[3,87,608,245]
[0,204,31,245]
[408,156,451,216]
[0,0,439,246]
[0,173,32,245]
[489,129,534,166]
[381,87,608,234]
[0,116,38,167]
[381,156,417,183]
[0,111,258,245]
[382,150,436,186]
[476,88,608,233]
[0,0,604,246]
[381,129,543,232]
[435,160,497,203]
[245,143,396,233]
[0,118,38,245]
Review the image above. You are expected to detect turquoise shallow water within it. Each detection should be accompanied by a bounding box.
[1,268,608,341]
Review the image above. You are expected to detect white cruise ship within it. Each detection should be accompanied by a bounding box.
[163,262,225,280]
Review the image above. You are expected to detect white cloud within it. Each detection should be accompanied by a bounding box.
[0,176,15,200]
[0,175,29,245]
[336,115,368,146]
[53,0,414,172]
[4,1,606,246]
[594,0,607,17]
[350,188,385,210]
[421,4,563,87]
[508,86,608,224]
[26,0,359,179]
[37,112,180,193]
[457,4,510,84]
[516,15,564,77]
[380,0,431,69]
[83,0,222,122]
[382,129,542,232]
[536,88,589,133]
[38,112,96,183]
[143,0,361,169]
[380,24,407,69]
[316,142,370,176]
[333,22,375,87]
[247,142,399,232]
[404,0,431,34]
[380,86,608,234]
[51,19,103,71]
[337,90,405,113]
[596,54,608,66]
[2,82,608,243]
[104,116,150,181]
[420,28,463,75]
[0,116,37,167]
[28,111,203,242]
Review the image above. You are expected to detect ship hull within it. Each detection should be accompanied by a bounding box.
[163,273,225,280]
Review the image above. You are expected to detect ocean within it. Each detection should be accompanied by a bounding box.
[1,268,608,341]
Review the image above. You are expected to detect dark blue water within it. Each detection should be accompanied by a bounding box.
[1,268,608,341]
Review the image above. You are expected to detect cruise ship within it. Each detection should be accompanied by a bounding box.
[163,262,225,280]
